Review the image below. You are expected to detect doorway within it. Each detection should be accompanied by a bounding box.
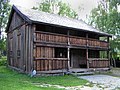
[70,49,87,68]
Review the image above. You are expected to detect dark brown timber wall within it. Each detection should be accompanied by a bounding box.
[7,12,34,73]
[33,46,68,71]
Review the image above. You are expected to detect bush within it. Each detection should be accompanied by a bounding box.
[0,56,7,66]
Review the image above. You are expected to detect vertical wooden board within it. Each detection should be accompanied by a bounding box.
[51,35,53,42]
[48,34,50,42]
[36,47,40,58]
[39,60,41,71]
[40,47,43,58]
[46,34,48,41]
[47,47,48,58]
[47,47,50,58]
[41,34,42,41]
[49,60,51,70]
[33,61,36,70]
[49,35,51,42]
[36,33,38,41]
[49,47,51,58]
[40,60,43,71]
[48,47,50,58]
[43,33,45,41]
[12,30,16,67]
[52,48,55,58]
[29,25,32,73]
[40,47,42,58]
[39,47,41,58]
[33,48,36,57]
[37,60,40,71]
[50,48,52,58]
[52,60,55,70]
[44,59,46,71]
[45,47,47,58]
[43,60,45,71]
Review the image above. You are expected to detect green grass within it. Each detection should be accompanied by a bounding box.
[0,66,87,90]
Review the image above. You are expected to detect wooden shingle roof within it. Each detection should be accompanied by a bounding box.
[6,5,112,37]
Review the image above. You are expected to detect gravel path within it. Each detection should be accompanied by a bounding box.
[80,75,120,90]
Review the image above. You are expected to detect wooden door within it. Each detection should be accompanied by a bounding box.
[9,37,13,66]
[70,49,87,68]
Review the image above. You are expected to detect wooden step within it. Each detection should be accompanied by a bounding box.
[71,72,95,76]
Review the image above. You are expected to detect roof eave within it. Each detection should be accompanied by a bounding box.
[32,20,112,37]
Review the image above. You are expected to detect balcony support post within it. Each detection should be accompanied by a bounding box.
[86,33,89,68]
[67,30,70,71]
[86,49,89,68]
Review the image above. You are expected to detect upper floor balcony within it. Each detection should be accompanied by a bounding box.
[34,31,109,49]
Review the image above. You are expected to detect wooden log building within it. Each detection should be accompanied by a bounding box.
[6,5,112,75]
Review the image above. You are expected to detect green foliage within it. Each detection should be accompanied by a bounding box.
[0,56,7,66]
[0,66,87,90]
[0,0,11,34]
[0,38,6,51]
[0,0,11,57]
[0,38,6,57]
[89,0,120,58]
[33,0,78,19]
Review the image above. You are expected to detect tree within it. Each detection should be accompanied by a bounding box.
[0,38,6,57]
[0,0,11,38]
[33,0,78,19]
[0,0,11,57]
[89,0,120,58]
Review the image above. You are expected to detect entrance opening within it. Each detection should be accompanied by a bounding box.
[70,49,87,68]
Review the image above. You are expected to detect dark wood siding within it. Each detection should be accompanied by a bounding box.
[33,46,68,71]
[7,12,34,73]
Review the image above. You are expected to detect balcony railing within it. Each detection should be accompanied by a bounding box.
[88,58,109,68]
[88,39,108,48]
[36,31,68,44]
[69,36,87,46]
[35,31,109,49]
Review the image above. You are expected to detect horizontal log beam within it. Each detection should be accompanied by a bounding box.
[37,69,67,74]
[88,58,108,61]
[34,58,68,60]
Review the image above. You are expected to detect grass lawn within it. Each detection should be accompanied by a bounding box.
[0,66,88,90]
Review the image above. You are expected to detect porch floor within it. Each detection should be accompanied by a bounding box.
[69,68,110,73]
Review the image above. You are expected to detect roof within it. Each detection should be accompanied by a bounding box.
[6,5,112,37]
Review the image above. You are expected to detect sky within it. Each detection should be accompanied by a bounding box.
[9,0,101,21]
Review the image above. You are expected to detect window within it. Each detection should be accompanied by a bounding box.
[55,48,67,58]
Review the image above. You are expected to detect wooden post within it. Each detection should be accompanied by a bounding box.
[67,30,70,71]
[86,33,89,68]
[32,25,36,71]
[107,36,110,67]
[86,49,89,68]
[67,47,70,70]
